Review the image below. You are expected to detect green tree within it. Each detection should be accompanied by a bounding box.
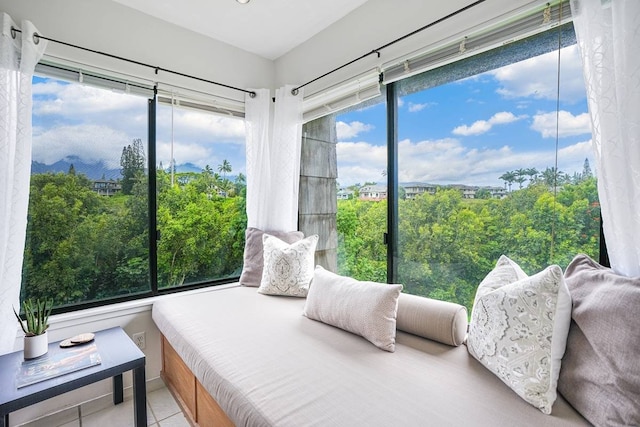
[499,171,516,192]
[582,158,593,180]
[514,168,527,189]
[475,188,491,199]
[218,160,232,196]
[120,138,145,195]
[525,167,539,185]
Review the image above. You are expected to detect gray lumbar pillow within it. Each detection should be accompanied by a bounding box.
[239,227,304,287]
[303,266,403,352]
[558,254,640,426]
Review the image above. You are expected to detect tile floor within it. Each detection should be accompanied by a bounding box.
[19,383,188,427]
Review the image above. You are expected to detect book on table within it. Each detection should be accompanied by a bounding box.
[16,343,102,388]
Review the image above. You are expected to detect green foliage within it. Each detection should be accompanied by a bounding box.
[337,179,600,313]
[120,138,145,195]
[22,163,247,307]
[14,298,53,336]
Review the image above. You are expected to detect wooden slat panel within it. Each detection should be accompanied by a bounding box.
[196,380,235,427]
[161,336,196,419]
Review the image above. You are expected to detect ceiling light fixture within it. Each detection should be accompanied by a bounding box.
[236,0,250,4]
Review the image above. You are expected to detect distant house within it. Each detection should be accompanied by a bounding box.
[92,179,121,196]
[337,189,354,200]
[359,185,387,201]
[403,183,436,199]
[488,186,508,199]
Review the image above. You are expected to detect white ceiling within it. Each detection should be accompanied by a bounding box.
[111,0,370,60]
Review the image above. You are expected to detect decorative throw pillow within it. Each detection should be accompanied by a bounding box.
[467,255,572,414]
[239,227,304,287]
[303,266,402,352]
[257,233,318,297]
[472,254,528,305]
[558,254,640,426]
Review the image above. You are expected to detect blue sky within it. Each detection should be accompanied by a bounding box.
[31,77,246,175]
[31,44,592,188]
[336,45,593,187]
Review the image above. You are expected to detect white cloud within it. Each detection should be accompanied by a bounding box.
[408,102,435,113]
[156,140,212,167]
[32,125,131,169]
[156,106,245,142]
[33,80,146,116]
[452,111,524,136]
[336,121,374,140]
[488,45,587,103]
[31,78,246,171]
[531,110,591,138]
[337,138,594,187]
[336,141,387,185]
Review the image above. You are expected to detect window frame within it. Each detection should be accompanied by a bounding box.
[383,22,609,287]
[26,72,245,316]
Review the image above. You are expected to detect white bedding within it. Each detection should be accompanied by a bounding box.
[152,286,588,427]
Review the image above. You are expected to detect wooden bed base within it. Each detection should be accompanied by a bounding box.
[161,335,235,427]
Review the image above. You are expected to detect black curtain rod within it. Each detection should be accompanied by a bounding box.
[11,27,257,98]
[291,0,488,95]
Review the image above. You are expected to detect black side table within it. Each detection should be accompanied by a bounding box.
[0,326,146,427]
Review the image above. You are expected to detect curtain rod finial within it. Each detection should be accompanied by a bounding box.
[249,91,257,98]
[291,88,299,96]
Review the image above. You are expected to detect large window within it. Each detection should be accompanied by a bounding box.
[155,102,246,288]
[335,98,388,283]
[23,73,246,311]
[336,22,600,312]
[24,76,150,308]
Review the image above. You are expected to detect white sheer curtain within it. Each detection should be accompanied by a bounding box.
[571,0,640,276]
[0,14,47,354]
[245,85,304,231]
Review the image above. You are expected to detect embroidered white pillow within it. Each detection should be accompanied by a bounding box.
[467,255,572,414]
[258,233,318,297]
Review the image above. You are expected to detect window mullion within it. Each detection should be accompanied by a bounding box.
[148,95,159,293]
[386,82,399,284]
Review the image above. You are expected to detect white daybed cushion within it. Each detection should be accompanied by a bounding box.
[152,286,588,427]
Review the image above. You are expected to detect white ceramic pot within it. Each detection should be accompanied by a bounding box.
[24,330,49,359]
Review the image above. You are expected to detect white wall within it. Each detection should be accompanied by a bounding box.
[275,0,546,95]
[0,0,274,99]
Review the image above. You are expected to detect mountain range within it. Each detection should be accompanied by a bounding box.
[31,157,205,181]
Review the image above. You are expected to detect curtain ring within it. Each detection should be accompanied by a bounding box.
[33,32,40,45]
[10,27,17,39]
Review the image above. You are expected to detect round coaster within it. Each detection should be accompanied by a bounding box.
[70,332,95,344]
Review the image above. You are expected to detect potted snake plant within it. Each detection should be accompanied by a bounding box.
[14,298,53,359]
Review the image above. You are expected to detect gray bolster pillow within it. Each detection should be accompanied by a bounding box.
[396,293,468,346]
